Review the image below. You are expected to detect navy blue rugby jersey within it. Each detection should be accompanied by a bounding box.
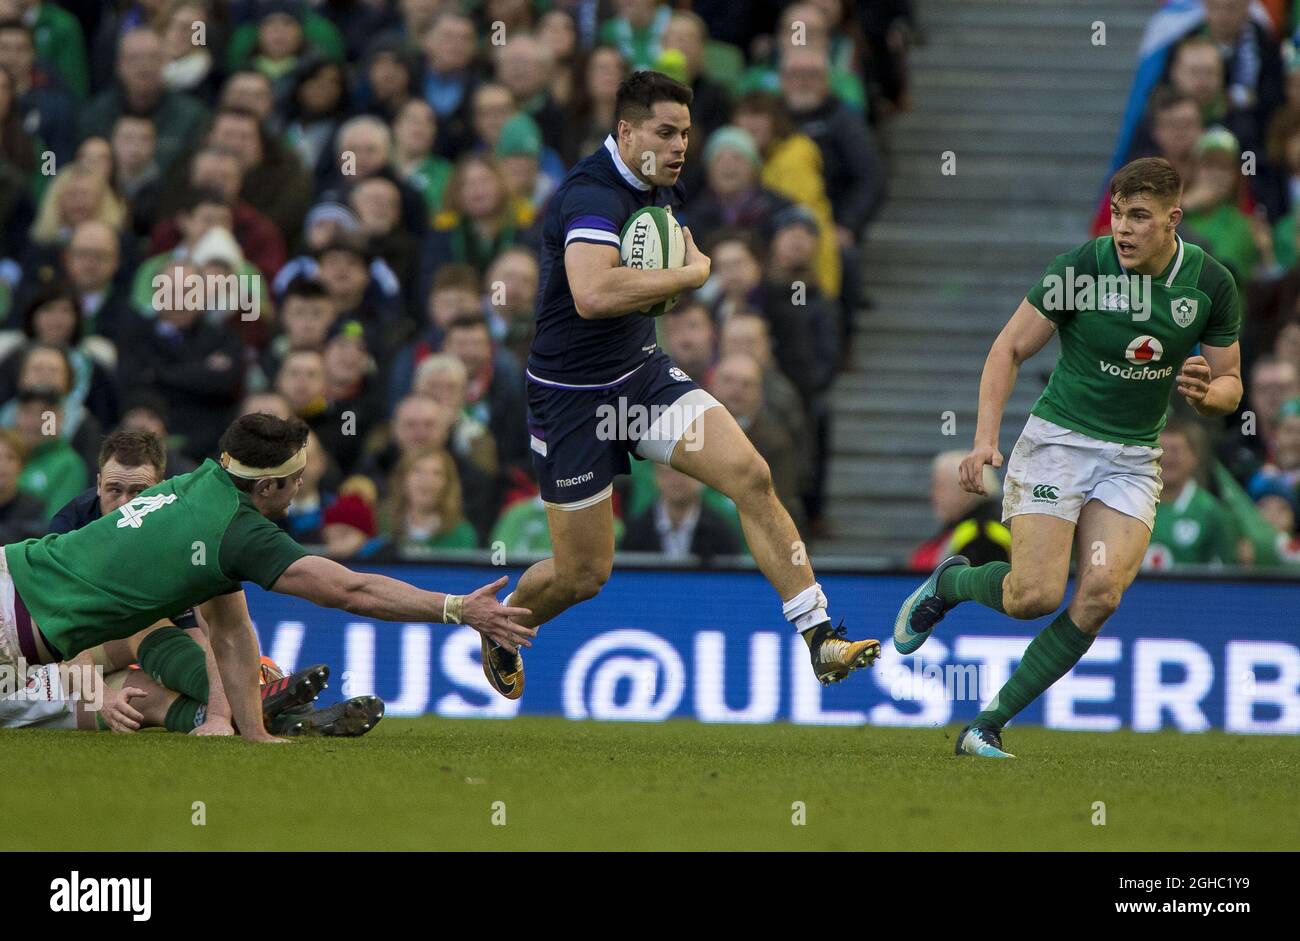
[528,134,685,388]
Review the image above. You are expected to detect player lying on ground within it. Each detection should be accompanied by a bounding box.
[0,412,532,743]
[39,428,359,737]
[0,654,383,737]
[481,70,880,701]
[893,157,1242,757]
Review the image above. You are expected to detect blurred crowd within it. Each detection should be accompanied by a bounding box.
[0,0,909,561]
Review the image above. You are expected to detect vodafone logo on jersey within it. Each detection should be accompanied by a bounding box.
[1125,335,1163,365]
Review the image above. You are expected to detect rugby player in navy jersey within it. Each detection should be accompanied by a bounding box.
[481,71,880,699]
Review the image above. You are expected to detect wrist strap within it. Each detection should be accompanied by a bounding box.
[443,594,464,624]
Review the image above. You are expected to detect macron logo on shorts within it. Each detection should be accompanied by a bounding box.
[556,471,596,488]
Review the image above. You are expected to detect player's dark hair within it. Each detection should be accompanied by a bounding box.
[99,428,166,476]
[1109,157,1182,207]
[218,413,311,492]
[615,70,693,128]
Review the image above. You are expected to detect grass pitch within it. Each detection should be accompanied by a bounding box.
[3,718,1294,851]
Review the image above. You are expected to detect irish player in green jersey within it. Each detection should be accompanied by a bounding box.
[893,157,1244,758]
[0,413,533,743]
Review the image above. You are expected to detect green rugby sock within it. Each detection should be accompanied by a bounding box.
[163,695,204,733]
[974,610,1093,730]
[137,627,209,703]
[937,560,1010,613]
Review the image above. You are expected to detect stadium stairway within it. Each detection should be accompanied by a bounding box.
[821,0,1156,562]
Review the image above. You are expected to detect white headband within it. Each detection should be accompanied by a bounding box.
[220,446,307,480]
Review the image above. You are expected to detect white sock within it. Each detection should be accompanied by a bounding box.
[783,582,830,634]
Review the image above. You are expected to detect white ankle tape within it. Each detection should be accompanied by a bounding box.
[783,583,829,632]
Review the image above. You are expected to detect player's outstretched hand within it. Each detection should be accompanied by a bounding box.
[1177,355,1212,406]
[191,715,235,737]
[461,575,536,654]
[682,226,711,288]
[102,685,147,733]
[960,444,1003,495]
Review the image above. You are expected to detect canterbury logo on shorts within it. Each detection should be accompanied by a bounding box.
[1031,485,1060,501]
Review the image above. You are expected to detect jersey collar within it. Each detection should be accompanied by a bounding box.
[604,134,652,192]
[1115,235,1185,287]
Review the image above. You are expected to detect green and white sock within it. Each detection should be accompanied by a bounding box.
[974,610,1093,730]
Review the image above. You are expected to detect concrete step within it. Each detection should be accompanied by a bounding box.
[890,130,1112,160]
[912,68,1132,94]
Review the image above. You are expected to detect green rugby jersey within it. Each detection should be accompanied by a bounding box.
[5,459,307,658]
[1024,236,1240,446]
[1145,480,1237,568]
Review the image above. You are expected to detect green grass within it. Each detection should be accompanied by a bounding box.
[3,718,1295,850]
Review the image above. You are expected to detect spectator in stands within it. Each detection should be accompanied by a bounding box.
[1247,395,1300,504]
[621,462,741,560]
[780,45,885,246]
[317,113,429,237]
[392,97,454,220]
[239,389,293,420]
[420,154,537,291]
[493,33,565,154]
[743,2,867,112]
[132,186,232,314]
[495,112,561,215]
[359,392,496,540]
[284,54,351,184]
[537,8,579,107]
[909,451,1010,573]
[490,491,554,554]
[389,261,479,409]
[220,70,276,126]
[1222,354,1299,481]
[767,205,840,392]
[280,426,377,558]
[0,285,117,431]
[1135,86,1205,188]
[1144,420,1239,569]
[660,10,733,196]
[118,257,245,461]
[242,1,310,98]
[150,146,287,279]
[718,311,806,451]
[1181,127,1269,284]
[60,219,131,344]
[682,125,790,247]
[13,0,87,100]
[275,347,354,474]
[378,445,478,552]
[159,0,217,101]
[417,11,479,156]
[0,18,75,167]
[733,91,840,299]
[483,246,538,366]
[321,318,380,473]
[599,0,672,71]
[79,26,208,176]
[1261,109,1300,259]
[562,44,627,165]
[260,276,336,387]
[0,338,101,471]
[411,352,498,477]
[350,174,415,288]
[469,81,516,155]
[357,33,419,125]
[661,297,715,383]
[709,351,805,528]
[0,426,46,541]
[442,312,528,476]
[110,114,161,239]
[7,384,84,518]
[1252,476,1299,561]
[313,229,404,349]
[118,390,198,475]
[28,161,126,252]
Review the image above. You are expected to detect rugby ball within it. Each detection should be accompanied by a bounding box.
[620,205,686,317]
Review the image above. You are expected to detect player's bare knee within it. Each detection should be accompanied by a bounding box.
[729,454,774,507]
[1004,579,1062,620]
[1072,582,1123,632]
[566,563,610,604]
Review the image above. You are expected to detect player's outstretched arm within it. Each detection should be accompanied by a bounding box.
[565,226,710,319]
[197,590,286,743]
[272,557,537,653]
[961,299,1058,495]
